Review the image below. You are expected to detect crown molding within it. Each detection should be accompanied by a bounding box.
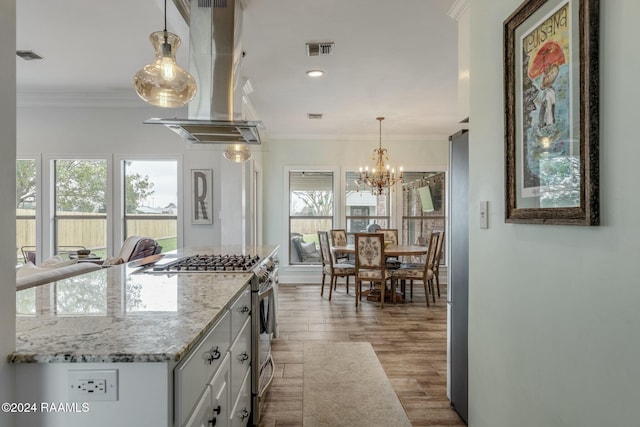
[17,91,157,109]
[447,0,470,21]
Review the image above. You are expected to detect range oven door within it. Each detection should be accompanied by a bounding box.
[252,276,276,425]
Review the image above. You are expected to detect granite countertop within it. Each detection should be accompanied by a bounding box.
[9,246,278,364]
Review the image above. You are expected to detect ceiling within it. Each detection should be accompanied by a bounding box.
[16,0,462,142]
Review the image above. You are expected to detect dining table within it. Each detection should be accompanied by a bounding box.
[331,244,428,257]
[331,244,428,303]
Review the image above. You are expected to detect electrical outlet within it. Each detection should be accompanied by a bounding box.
[68,369,118,401]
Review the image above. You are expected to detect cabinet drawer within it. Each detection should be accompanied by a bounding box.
[229,317,251,401]
[230,368,252,427]
[176,311,231,427]
[229,287,251,340]
[185,355,230,427]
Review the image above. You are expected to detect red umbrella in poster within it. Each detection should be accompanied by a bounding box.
[528,41,566,79]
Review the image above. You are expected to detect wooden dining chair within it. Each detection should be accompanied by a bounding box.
[376,228,398,244]
[432,229,445,299]
[377,228,400,263]
[391,231,440,306]
[318,231,355,300]
[330,229,351,264]
[354,233,391,309]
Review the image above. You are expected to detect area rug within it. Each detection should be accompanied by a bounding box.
[303,342,411,427]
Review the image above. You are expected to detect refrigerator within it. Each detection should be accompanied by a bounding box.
[448,129,469,423]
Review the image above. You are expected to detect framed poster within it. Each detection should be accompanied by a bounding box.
[191,169,213,224]
[504,0,599,225]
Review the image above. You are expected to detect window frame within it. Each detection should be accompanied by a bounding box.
[343,170,392,242]
[16,156,40,264]
[284,166,339,266]
[400,170,448,264]
[120,158,181,253]
[52,158,109,256]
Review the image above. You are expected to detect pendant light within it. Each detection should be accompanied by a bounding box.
[133,0,196,108]
[224,144,252,163]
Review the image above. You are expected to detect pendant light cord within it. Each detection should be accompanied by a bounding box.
[164,0,168,31]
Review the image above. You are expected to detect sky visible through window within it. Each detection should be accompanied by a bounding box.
[126,160,177,209]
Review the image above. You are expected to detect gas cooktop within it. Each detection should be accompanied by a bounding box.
[150,254,262,273]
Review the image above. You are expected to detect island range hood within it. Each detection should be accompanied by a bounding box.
[145,0,262,145]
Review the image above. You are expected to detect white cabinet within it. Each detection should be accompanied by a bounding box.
[230,368,252,427]
[178,283,252,427]
[176,311,231,426]
[185,355,230,427]
[229,318,251,401]
[230,288,251,339]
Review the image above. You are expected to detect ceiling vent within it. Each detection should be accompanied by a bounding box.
[16,50,43,61]
[306,42,334,56]
[307,113,323,120]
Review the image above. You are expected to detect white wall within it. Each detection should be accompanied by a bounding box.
[17,103,250,250]
[262,136,449,283]
[468,1,640,426]
[1,1,17,425]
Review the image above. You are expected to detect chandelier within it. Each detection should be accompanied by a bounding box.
[356,117,403,195]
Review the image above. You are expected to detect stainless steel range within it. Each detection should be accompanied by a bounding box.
[140,248,278,426]
[150,253,262,272]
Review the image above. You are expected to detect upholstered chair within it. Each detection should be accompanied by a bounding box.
[390,231,440,306]
[354,233,391,308]
[376,228,398,245]
[318,231,355,300]
[376,228,399,262]
[330,229,351,263]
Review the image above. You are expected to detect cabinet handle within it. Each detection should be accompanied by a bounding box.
[238,408,249,420]
[239,305,250,314]
[207,404,222,426]
[238,352,249,363]
[204,346,221,365]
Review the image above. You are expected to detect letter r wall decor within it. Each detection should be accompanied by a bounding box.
[191,169,213,224]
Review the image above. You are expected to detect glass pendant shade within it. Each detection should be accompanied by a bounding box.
[134,31,196,108]
[224,144,252,162]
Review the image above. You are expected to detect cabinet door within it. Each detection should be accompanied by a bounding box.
[230,288,251,340]
[185,355,230,427]
[176,311,231,426]
[230,368,252,427]
[185,386,213,427]
[229,317,251,402]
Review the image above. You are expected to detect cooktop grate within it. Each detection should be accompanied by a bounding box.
[152,254,261,272]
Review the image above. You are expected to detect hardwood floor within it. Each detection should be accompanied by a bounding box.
[258,282,466,427]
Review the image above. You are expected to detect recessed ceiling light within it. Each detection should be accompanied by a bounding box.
[306,69,325,78]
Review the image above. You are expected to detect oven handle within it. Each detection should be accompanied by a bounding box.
[258,282,274,300]
[257,353,276,399]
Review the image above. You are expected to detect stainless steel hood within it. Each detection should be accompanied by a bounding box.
[146,0,262,145]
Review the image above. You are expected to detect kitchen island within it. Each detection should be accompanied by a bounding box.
[9,245,278,427]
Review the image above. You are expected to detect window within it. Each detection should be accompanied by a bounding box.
[123,160,178,252]
[344,171,390,242]
[54,159,107,257]
[289,171,333,264]
[16,159,37,264]
[401,171,446,251]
